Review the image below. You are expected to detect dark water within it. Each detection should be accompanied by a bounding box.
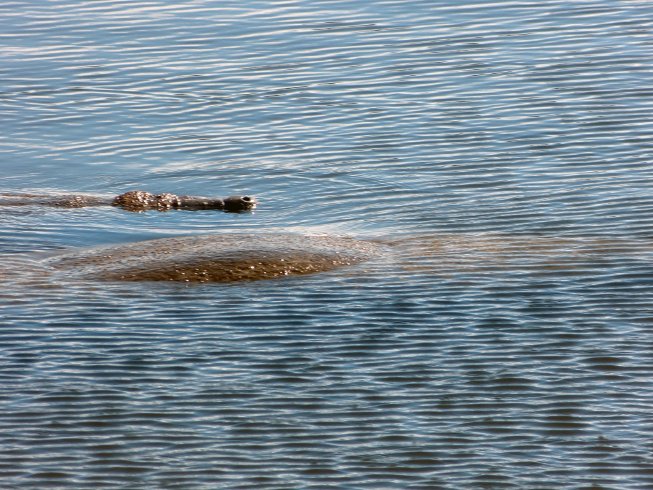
[2,0,653,488]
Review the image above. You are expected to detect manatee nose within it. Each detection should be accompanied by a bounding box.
[223,195,257,212]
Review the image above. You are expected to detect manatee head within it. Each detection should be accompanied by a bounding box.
[223,195,257,212]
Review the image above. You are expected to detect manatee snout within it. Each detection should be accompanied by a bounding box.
[223,195,256,212]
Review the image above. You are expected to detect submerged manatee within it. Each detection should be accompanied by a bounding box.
[3,190,384,284]
[43,231,653,285]
[6,190,650,285]
[47,234,383,283]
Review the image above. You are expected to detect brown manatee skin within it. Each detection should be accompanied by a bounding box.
[111,191,256,212]
[0,191,256,212]
[47,233,382,283]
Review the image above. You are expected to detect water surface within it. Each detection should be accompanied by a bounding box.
[2,0,653,488]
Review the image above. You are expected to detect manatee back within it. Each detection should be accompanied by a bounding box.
[48,233,382,283]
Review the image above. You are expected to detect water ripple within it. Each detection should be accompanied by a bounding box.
[2,0,653,488]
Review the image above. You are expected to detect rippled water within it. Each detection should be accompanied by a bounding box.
[2,0,653,488]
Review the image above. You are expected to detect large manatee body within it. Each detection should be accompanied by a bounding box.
[47,234,382,283]
[8,231,653,286]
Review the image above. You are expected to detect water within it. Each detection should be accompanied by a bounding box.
[2,0,653,488]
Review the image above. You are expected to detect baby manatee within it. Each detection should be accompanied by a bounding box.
[0,190,256,212]
[112,191,256,212]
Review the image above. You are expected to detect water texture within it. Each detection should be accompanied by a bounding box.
[1,0,653,488]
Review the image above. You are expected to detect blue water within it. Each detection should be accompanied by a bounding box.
[2,0,653,488]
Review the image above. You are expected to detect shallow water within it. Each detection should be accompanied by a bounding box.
[2,0,653,488]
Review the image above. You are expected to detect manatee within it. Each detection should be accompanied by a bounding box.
[4,189,651,285]
[47,234,383,283]
[0,190,256,212]
[111,191,256,212]
[39,231,653,284]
